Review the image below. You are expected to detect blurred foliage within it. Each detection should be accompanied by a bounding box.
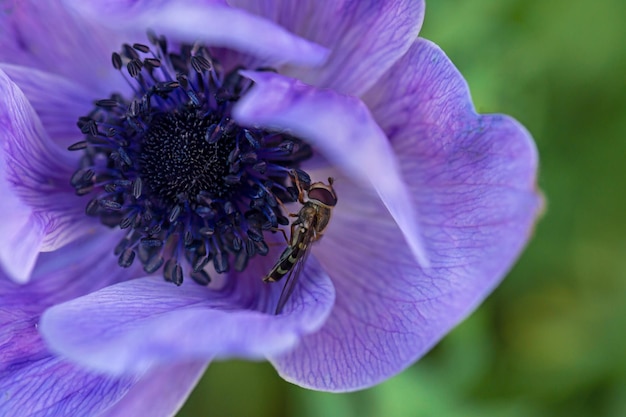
[178,0,626,416]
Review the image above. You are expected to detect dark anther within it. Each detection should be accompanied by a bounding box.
[279,141,295,153]
[199,226,214,237]
[78,118,98,136]
[153,81,179,94]
[191,270,211,286]
[133,178,143,199]
[191,55,212,73]
[144,58,162,68]
[255,240,269,256]
[68,141,88,151]
[164,259,183,286]
[100,200,122,211]
[95,99,119,108]
[144,256,164,274]
[123,43,140,60]
[133,43,150,53]
[119,216,134,229]
[117,147,132,166]
[140,238,163,248]
[127,60,143,78]
[118,248,136,268]
[111,52,122,70]
[193,256,210,272]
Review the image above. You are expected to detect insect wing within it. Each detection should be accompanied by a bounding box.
[274,237,313,315]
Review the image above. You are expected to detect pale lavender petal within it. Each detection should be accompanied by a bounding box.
[0,168,44,283]
[364,38,475,136]
[0,70,64,281]
[0,69,95,281]
[40,253,334,375]
[63,0,328,67]
[97,361,208,417]
[234,70,429,266]
[0,0,126,94]
[1,64,95,149]
[229,0,425,95]
[0,355,137,417]
[270,39,541,391]
[0,235,142,416]
[3,303,201,417]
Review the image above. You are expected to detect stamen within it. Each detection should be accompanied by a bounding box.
[70,34,312,286]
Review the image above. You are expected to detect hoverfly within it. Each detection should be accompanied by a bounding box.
[263,173,337,314]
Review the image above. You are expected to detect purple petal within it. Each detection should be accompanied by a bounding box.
[0,235,143,416]
[229,0,424,95]
[97,361,208,417]
[270,39,541,391]
[0,129,45,283]
[1,64,96,149]
[0,0,126,94]
[234,70,429,266]
[0,235,191,416]
[40,253,334,375]
[0,175,44,283]
[2,304,202,417]
[0,69,94,281]
[0,354,137,417]
[63,0,328,67]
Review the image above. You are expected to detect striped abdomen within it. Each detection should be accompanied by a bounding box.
[263,232,308,282]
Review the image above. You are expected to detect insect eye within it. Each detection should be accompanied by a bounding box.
[308,187,337,206]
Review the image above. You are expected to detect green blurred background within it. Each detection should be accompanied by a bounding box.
[179,0,626,416]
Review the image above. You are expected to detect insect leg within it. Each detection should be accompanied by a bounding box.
[290,170,307,204]
[270,226,289,244]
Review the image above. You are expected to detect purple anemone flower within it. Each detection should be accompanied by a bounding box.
[0,0,541,415]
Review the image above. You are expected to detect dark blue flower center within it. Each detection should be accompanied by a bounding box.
[69,33,312,286]
[139,109,236,204]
